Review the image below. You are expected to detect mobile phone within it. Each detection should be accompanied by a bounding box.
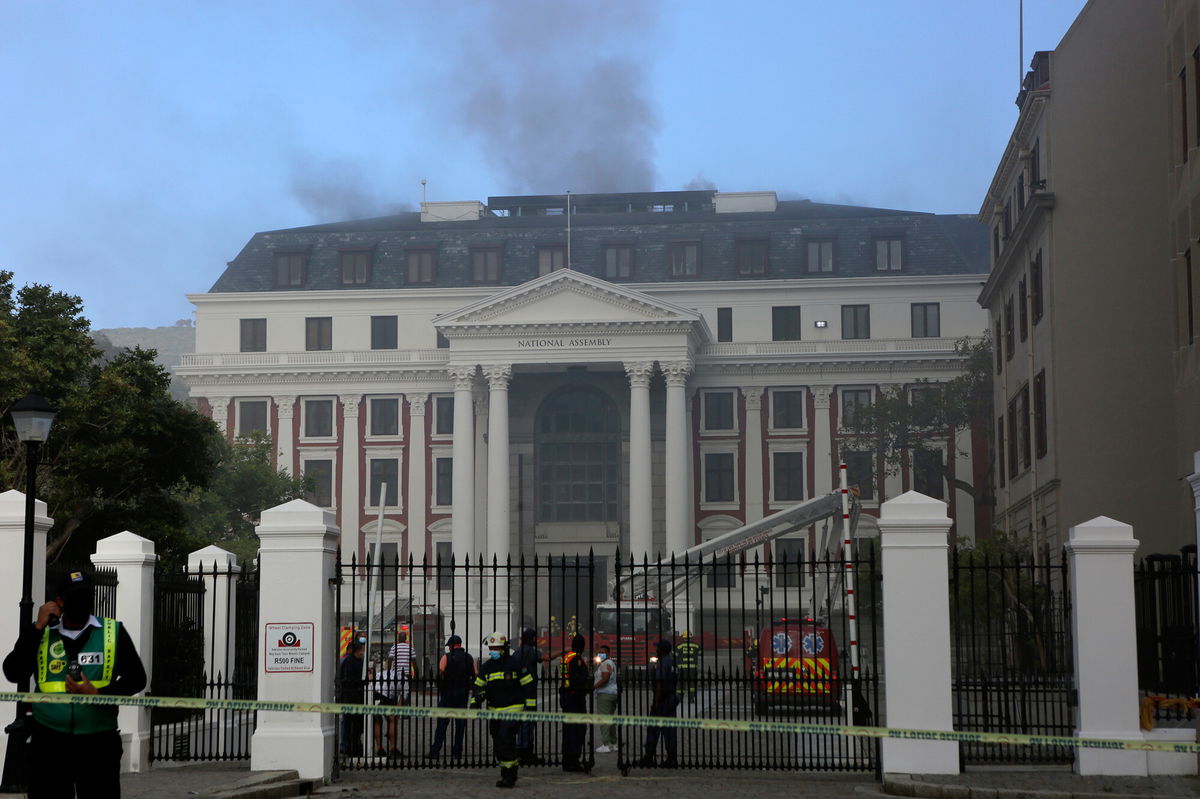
[67,662,82,681]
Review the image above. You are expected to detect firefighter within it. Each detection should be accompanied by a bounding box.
[675,630,701,701]
[558,633,591,772]
[471,631,536,788]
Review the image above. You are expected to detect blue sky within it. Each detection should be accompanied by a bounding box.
[0,1,1088,331]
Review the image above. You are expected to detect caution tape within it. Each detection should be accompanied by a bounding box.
[0,691,1193,755]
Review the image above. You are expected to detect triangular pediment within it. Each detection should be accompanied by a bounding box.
[434,270,704,331]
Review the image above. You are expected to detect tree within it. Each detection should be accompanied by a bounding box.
[840,330,994,507]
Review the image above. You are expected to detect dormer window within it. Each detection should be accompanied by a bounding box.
[340,250,371,285]
[274,252,306,287]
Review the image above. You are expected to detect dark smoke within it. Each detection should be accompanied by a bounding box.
[684,175,717,191]
[289,156,412,221]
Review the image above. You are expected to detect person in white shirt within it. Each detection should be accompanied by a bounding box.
[593,645,618,752]
[371,659,403,759]
[387,630,415,699]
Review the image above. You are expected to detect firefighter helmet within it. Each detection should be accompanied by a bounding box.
[681,630,692,640]
[484,631,508,648]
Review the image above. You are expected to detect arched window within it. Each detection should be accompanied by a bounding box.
[535,386,620,522]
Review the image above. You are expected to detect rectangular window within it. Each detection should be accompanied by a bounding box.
[1034,370,1047,459]
[1030,251,1044,323]
[433,396,454,436]
[368,458,400,507]
[843,451,874,501]
[995,318,1004,373]
[913,449,944,499]
[368,398,400,437]
[304,459,333,507]
[1006,397,1019,479]
[340,250,371,285]
[772,306,802,341]
[806,240,834,273]
[911,303,940,338]
[303,399,334,438]
[773,451,805,502]
[875,238,903,271]
[716,307,732,342]
[1016,172,1025,214]
[703,452,735,503]
[1188,249,1197,346]
[771,389,805,429]
[1194,48,1200,147]
[992,227,1001,262]
[736,239,769,275]
[407,250,436,283]
[841,305,870,340]
[1019,384,1031,469]
[436,331,450,349]
[236,400,268,437]
[702,391,735,432]
[1182,67,1190,164]
[472,248,501,282]
[996,416,1006,487]
[537,246,566,276]
[368,542,399,592]
[274,252,305,287]
[240,318,266,353]
[669,242,700,277]
[1003,297,1015,361]
[370,316,398,350]
[435,540,453,590]
[774,539,805,588]
[305,317,332,351]
[706,555,736,589]
[1018,278,1028,341]
[840,388,872,427]
[434,457,453,506]
[1002,200,1012,239]
[603,245,632,279]
[1030,139,1041,187]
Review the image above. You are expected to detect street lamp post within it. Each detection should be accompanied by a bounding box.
[0,391,56,792]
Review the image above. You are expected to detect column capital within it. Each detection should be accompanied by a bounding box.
[339,395,361,417]
[447,364,478,389]
[210,397,231,416]
[659,360,693,387]
[624,361,656,387]
[741,386,764,411]
[407,394,428,416]
[482,364,512,388]
[811,385,834,410]
[273,396,296,418]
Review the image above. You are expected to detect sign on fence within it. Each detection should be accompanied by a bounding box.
[265,622,314,673]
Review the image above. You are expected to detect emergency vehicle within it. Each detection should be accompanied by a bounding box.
[747,618,840,715]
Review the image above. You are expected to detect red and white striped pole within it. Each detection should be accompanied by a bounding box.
[840,462,860,721]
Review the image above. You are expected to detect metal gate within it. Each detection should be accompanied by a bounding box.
[334,545,880,774]
[950,548,1073,764]
[1135,549,1199,726]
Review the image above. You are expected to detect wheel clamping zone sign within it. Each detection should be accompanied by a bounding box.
[265,622,314,673]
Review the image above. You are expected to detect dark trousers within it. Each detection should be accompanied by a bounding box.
[29,727,123,799]
[489,718,521,779]
[560,690,587,766]
[642,697,678,762]
[429,693,468,756]
[340,712,364,756]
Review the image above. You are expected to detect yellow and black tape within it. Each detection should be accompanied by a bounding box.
[0,691,1191,755]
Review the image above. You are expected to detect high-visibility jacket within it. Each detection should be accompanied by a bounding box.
[559,651,590,692]
[35,619,120,734]
[675,641,701,671]
[471,653,536,712]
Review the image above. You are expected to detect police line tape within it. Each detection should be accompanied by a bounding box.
[0,691,1190,755]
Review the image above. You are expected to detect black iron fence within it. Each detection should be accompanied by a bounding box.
[1135,549,1199,726]
[950,548,1073,764]
[334,545,880,774]
[149,560,259,762]
[46,564,118,618]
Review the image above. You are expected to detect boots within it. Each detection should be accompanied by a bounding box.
[495,766,517,788]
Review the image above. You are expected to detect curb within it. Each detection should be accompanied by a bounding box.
[208,770,316,799]
[881,774,1175,799]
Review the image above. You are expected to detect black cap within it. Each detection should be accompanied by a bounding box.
[57,570,93,599]
[521,627,536,644]
[571,633,586,652]
[447,635,462,647]
[656,640,672,656]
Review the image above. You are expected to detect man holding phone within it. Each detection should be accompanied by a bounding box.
[3,570,147,798]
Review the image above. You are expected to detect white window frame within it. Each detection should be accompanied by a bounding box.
[700,443,740,511]
[429,521,454,591]
[365,446,405,511]
[767,387,807,433]
[366,395,403,440]
[837,386,875,432]
[431,446,454,511]
[699,389,738,436]
[300,396,337,441]
[430,394,454,441]
[767,444,807,509]
[234,397,271,438]
[299,447,338,509]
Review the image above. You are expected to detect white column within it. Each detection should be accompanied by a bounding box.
[274,396,296,475]
[742,386,765,524]
[625,362,655,562]
[474,393,489,556]
[186,545,239,683]
[407,394,429,565]
[0,490,49,780]
[210,396,231,436]
[448,366,476,561]
[662,360,693,557]
[251,499,339,781]
[879,491,958,775]
[484,365,512,562]
[92,531,157,773]
[811,386,834,496]
[339,394,362,561]
[1066,516,1147,776]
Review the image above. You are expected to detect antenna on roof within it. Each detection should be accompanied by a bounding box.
[566,190,572,270]
[421,179,427,205]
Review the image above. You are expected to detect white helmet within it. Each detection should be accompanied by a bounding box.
[485,631,507,648]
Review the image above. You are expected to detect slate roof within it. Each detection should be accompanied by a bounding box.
[208,192,989,293]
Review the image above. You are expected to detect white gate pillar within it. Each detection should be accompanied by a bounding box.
[92,531,157,773]
[0,489,49,781]
[186,546,239,683]
[879,491,958,774]
[1066,516,1147,776]
[251,499,339,781]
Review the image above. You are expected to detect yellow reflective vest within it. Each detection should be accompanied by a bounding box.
[35,619,120,734]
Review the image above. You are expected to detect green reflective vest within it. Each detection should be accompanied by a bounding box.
[34,618,120,734]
